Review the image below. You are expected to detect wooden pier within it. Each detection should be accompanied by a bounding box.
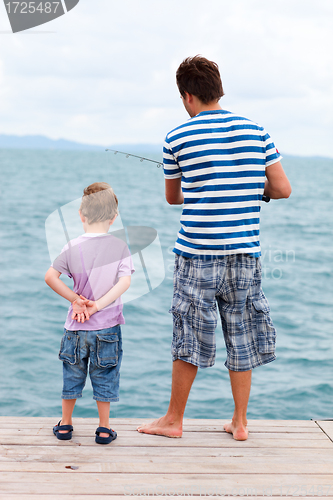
[0,417,332,499]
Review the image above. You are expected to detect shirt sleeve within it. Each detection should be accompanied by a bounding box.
[52,243,72,277]
[117,244,135,277]
[163,137,182,179]
[262,129,283,166]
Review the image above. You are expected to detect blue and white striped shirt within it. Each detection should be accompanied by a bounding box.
[163,110,282,258]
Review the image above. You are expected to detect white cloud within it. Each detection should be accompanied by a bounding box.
[0,0,332,155]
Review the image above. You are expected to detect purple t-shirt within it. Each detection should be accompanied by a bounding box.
[52,232,135,331]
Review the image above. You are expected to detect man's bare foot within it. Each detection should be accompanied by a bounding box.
[137,416,182,438]
[224,421,248,441]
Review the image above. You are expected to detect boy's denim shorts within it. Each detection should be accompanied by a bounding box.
[59,325,122,402]
[170,254,276,371]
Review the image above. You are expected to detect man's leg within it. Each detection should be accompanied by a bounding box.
[224,369,251,441]
[137,359,198,437]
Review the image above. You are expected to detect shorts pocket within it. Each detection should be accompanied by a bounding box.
[253,296,276,354]
[59,331,79,365]
[96,334,118,368]
[170,298,193,357]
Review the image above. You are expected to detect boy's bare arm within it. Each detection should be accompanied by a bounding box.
[45,267,79,302]
[81,276,131,317]
[45,267,90,322]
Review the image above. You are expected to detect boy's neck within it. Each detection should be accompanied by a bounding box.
[79,212,117,234]
[84,221,110,234]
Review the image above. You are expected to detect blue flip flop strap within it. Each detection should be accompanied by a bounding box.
[55,424,73,431]
[96,427,113,435]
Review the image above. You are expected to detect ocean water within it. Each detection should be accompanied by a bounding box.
[0,149,332,421]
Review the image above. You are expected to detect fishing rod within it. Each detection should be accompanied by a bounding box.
[106,148,270,202]
[105,149,163,168]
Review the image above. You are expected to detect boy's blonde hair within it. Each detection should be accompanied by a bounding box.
[80,182,119,224]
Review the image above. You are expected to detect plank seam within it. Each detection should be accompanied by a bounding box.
[1,472,332,475]
[1,444,330,449]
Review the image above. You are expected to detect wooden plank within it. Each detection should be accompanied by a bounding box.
[0,493,327,500]
[0,497,328,500]
[0,472,332,495]
[0,460,332,474]
[2,444,333,460]
[0,434,330,448]
[0,427,324,439]
[0,422,323,434]
[316,421,333,441]
[0,496,112,500]
[0,416,317,427]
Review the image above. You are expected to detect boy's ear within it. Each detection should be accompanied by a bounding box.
[79,210,85,223]
[109,214,118,226]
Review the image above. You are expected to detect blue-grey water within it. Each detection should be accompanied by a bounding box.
[0,149,332,421]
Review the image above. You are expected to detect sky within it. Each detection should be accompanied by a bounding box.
[0,0,332,157]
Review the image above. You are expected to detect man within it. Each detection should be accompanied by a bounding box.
[137,56,291,441]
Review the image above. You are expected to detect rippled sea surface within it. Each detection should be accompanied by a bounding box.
[0,149,332,420]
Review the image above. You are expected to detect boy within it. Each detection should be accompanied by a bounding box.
[45,182,134,444]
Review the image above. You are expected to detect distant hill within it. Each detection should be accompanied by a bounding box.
[2,134,331,160]
[0,134,162,154]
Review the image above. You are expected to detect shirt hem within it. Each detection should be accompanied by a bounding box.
[64,319,125,331]
[173,248,261,259]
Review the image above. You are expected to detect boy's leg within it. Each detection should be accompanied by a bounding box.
[59,330,88,431]
[137,359,198,437]
[96,401,111,437]
[58,398,76,434]
[89,326,123,439]
[223,370,251,441]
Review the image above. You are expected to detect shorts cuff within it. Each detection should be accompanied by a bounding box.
[224,354,276,372]
[93,396,119,403]
[62,393,82,400]
[172,354,215,369]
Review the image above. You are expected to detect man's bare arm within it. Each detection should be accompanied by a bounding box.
[165,178,184,205]
[264,161,292,199]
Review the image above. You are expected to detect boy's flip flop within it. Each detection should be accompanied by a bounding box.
[53,420,73,440]
[95,427,117,445]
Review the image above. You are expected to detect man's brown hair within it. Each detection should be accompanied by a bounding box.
[176,55,224,104]
[80,182,118,224]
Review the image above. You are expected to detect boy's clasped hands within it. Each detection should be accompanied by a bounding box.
[71,295,98,323]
